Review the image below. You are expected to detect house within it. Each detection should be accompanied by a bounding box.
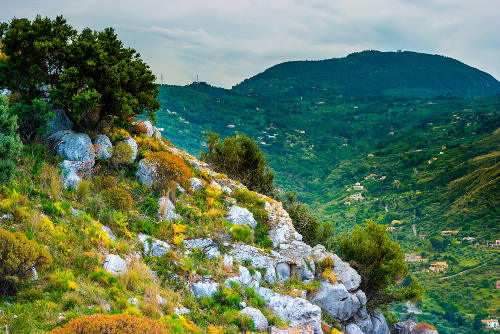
[344,201,352,206]
[418,235,427,239]
[496,281,500,289]
[349,193,364,201]
[481,319,499,329]
[367,153,375,157]
[352,182,364,191]
[429,262,448,272]
[441,230,459,236]
[462,236,476,242]
[386,226,396,232]
[405,253,428,263]
[391,220,402,225]
[226,124,235,128]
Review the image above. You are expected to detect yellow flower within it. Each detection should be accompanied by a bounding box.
[173,234,184,245]
[172,223,187,234]
[68,280,78,291]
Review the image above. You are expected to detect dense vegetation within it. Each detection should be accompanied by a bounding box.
[155,52,500,332]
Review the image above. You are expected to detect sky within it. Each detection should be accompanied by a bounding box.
[2,0,499,88]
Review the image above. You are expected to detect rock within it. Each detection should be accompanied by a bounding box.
[222,186,232,195]
[392,320,417,334]
[152,127,162,140]
[176,184,185,193]
[102,225,116,241]
[230,244,280,284]
[276,262,291,281]
[70,208,80,217]
[47,109,72,133]
[191,282,219,299]
[129,297,139,306]
[346,323,364,334]
[174,307,191,315]
[136,159,156,187]
[241,307,268,331]
[138,120,155,137]
[103,254,127,275]
[331,254,361,292]
[138,233,170,257]
[94,134,113,160]
[60,160,82,189]
[189,178,204,191]
[370,310,390,334]
[32,267,38,280]
[116,137,137,163]
[311,281,362,322]
[210,181,222,191]
[0,213,13,220]
[184,238,220,259]
[223,254,234,267]
[225,205,258,229]
[158,196,181,221]
[225,266,260,288]
[257,287,322,334]
[270,327,314,334]
[53,132,95,165]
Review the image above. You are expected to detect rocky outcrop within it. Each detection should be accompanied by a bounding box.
[47,109,72,133]
[158,196,181,221]
[184,238,220,260]
[225,265,261,288]
[311,281,365,322]
[60,160,82,189]
[392,320,437,334]
[94,134,113,160]
[229,244,282,284]
[241,307,268,331]
[138,233,170,257]
[189,177,204,191]
[225,205,258,229]
[51,131,95,165]
[347,308,389,334]
[191,282,219,299]
[257,287,322,334]
[135,120,162,139]
[103,254,127,275]
[136,159,156,187]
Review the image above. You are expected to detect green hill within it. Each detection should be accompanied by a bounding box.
[234,50,500,97]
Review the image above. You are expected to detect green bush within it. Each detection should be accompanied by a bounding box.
[0,95,23,184]
[230,225,253,244]
[0,228,52,295]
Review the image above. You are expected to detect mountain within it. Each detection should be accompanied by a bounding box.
[155,50,500,333]
[234,50,500,97]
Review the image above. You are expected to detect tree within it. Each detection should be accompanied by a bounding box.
[0,94,22,183]
[0,15,160,132]
[202,132,275,196]
[283,191,320,245]
[336,220,424,309]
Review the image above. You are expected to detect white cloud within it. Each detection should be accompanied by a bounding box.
[1,0,499,87]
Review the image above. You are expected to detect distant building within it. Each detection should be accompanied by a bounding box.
[418,235,427,239]
[392,220,402,225]
[481,319,499,329]
[227,124,235,128]
[386,226,396,232]
[344,201,352,206]
[405,253,428,263]
[441,230,459,236]
[429,262,448,272]
[367,153,375,157]
[462,237,476,242]
[352,182,364,190]
[349,193,364,201]
[496,281,500,289]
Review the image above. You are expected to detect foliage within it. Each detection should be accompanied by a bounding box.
[336,220,423,309]
[282,191,320,246]
[103,185,134,211]
[202,132,274,196]
[230,225,253,243]
[49,313,169,334]
[111,141,134,166]
[0,15,160,132]
[0,95,22,183]
[144,151,192,189]
[0,228,52,295]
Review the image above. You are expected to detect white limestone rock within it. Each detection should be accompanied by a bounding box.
[53,132,95,165]
[225,205,258,229]
[103,254,127,275]
[116,137,137,163]
[158,196,181,221]
[241,307,268,331]
[136,159,156,187]
[191,282,219,299]
[189,178,204,191]
[94,134,113,160]
[138,233,170,257]
[184,238,220,260]
[311,281,363,322]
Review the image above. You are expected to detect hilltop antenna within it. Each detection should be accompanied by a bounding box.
[196,74,199,83]
[161,73,163,85]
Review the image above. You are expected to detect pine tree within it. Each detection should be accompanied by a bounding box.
[0,95,22,184]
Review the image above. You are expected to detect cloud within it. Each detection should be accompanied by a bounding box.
[1,0,499,87]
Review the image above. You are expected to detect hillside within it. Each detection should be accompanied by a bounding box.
[234,50,500,98]
[155,51,500,333]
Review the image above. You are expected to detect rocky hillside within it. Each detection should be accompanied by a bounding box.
[0,109,434,334]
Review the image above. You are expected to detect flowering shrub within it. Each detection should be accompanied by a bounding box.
[144,151,191,189]
[103,186,133,211]
[133,122,148,135]
[111,141,134,166]
[230,225,253,243]
[0,228,52,295]
[321,268,337,284]
[49,313,169,334]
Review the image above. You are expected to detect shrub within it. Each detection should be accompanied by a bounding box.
[103,185,134,211]
[0,96,23,183]
[144,151,191,189]
[0,228,52,295]
[282,192,320,246]
[111,141,134,166]
[133,122,148,135]
[49,313,169,334]
[230,225,253,243]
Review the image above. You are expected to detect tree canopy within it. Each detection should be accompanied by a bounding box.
[336,220,424,309]
[0,15,160,132]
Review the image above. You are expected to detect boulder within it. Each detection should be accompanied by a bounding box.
[223,254,234,267]
[271,326,314,334]
[189,178,204,191]
[102,225,117,241]
[138,120,155,137]
[47,109,72,133]
[257,287,322,334]
[222,186,232,195]
[240,307,268,331]
[225,265,261,288]
[60,160,82,189]
[53,132,95,166]
[370,310,390,334]
[225,205,258,229]
[116,137,137,163]
[136,159,156,187]
[346,324,364,334]
[276,262,291,281]
[103,254,127,275]
[94,134,113,160]
[392,320,416,334]
[230,244,280,284]
[184,238,220,260]
[158,196,181,221]
[138,233,170,257]
[311,281,363,322]
[191,282,219,299]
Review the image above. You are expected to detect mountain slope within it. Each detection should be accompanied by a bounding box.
[234,50,500,97]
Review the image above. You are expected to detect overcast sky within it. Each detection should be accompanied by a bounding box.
[2,0,499,88]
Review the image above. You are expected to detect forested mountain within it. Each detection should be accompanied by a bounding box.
[156,51,500,333]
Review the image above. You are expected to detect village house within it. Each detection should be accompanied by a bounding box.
[462,236,476,242]
[367,153,375,157]
[481,319,499,329]
[441,230,459,236]
[405,253,428,263]
[352,182,364,190]
[386,226,396,232]
[418,235,427,239]
[429,262,448,272]
[496,280,500,289]
[349,193,364,201]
